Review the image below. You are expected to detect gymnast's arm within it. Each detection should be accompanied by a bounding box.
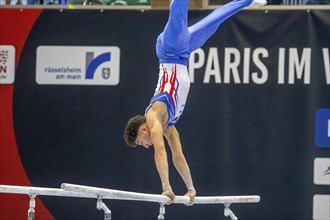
[146,105,175,201]
[164,126,196,205]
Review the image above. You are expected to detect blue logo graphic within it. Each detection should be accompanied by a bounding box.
[85,52,111,79]
[315,108,330,148]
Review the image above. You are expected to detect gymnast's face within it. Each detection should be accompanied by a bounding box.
[135,123,152,148]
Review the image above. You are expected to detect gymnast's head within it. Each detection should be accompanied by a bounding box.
[124,115,152,148]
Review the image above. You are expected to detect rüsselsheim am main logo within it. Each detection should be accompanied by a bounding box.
[36,46,120,85]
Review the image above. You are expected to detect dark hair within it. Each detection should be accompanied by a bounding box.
[124,115,146,147]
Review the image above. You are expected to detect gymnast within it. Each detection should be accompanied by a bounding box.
[124,0,266,205]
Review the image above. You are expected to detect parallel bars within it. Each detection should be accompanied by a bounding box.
[0,184,260,220]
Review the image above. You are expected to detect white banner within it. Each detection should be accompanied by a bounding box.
[0,45,15,84]
[36,46,120,85]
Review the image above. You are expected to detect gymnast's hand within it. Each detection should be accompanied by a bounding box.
[162,189,175,204]
[184,188,196,206]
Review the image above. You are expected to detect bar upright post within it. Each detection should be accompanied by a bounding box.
[28,194,36,220]
[224,203,238,220]
[96,197,111,220]
[157,203,165,220]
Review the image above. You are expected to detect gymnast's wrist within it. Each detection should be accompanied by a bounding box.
[187,187,196,192]
[162,185,172,192]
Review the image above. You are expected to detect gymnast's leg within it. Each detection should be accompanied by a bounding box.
[156,0,190,59]
[188,0,264,52]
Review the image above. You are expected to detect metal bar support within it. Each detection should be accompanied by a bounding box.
[96,197,111,220]
[224,203,238,220]
[157,203,165,220]
[28,194,36,220]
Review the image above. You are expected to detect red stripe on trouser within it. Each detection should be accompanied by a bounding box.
[169,64,177,109]
[159,64,168,94]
